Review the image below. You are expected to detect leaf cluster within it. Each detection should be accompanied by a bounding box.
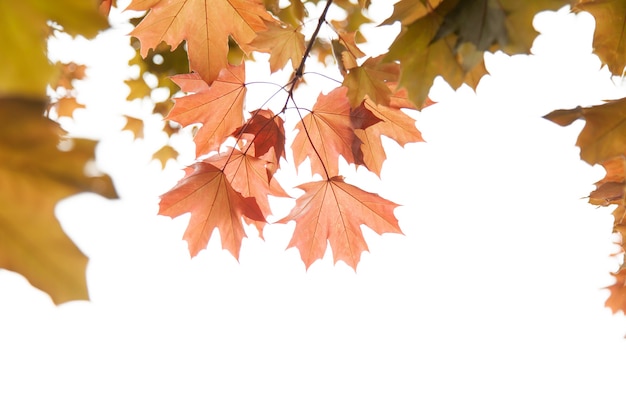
[4,0,626,311]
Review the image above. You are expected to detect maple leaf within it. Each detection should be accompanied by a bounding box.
[231,109,286,175]
[127,0,273,84]
[247,22,305,72]
[292,86,356,177]
[207,148,289,236]
[0,99,117,304]
[167,64,246,157]
[544,98,626,165]
[342,56,398,107]
[385,1,484,108]
[353,94,424,176]
[384,0,573,107]
[159,162,264,258]
[575,0,626,75]
[278,176,402,270]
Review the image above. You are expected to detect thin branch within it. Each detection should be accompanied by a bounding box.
[282,0,334,113]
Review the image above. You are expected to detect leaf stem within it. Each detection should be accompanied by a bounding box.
[281,0,335,181]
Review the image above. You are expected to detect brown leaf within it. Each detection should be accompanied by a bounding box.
[575,0,626,75]
[605,267,626,314]
[544,99,626,165]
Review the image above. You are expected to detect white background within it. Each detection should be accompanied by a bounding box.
[1,2,626,416]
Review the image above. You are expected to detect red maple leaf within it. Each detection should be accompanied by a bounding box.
[231,109,286,176]
[167,64,246,157]
[278,176,402,269]
[159,162,264,258]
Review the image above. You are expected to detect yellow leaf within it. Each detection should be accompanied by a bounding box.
[152,144,179,168]
[342,56,398,107]
[0,0,107,98]
[248,22,305,72]
[0,99,117,304]
[123,115,145,139]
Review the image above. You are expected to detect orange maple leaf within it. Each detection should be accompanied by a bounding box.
[127,0,273,84]
[159,162,264,258]
[278,176,402,270]
[167,64,246,157]
[353,94,424,176]
[292,86,356,177]
[207,148,289,221]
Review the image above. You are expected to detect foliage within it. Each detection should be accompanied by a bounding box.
[4,0,626,312]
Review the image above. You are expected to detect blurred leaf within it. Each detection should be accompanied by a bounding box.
[152,144,179,168]
[0,99,117,304]
[0,0,107,98]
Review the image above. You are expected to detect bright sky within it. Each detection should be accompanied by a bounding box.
[2,2,626,416]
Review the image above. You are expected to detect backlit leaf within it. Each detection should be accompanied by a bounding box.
[167,64,247,157]
[292,86,356,177]
[159,162,264,258]
[127,0,273,84]
[248,22,305,72]
[278,176,402,270]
